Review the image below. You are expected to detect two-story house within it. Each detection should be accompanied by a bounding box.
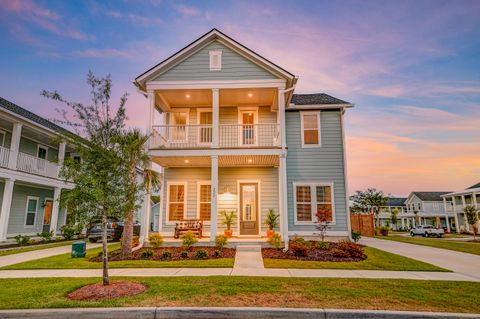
[0,97,75,240]
[134,29,352,245]
[405,191,455,231]
[377,197,408,229]
[441,182,480,233]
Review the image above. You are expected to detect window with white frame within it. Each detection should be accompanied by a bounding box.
[37,145,48,159]
[300,111,321,147]
[209,50,222,71]
[25,196,38,227]
[167,183,186,221]
[197,182,211,221]
[294,182,334,224]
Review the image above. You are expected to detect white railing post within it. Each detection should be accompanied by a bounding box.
[212,89,219,148]
[0,146,11,168]
[8,123,22,170]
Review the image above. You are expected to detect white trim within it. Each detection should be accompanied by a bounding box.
[196,181,212,223]
[340,111,352,240]
[238,107,259,147]
[293,181,336,226]
[237,179,262,236]
[146,79,286,91]
[287,230,349,237]
[36,144,48,160]
[0,167,74,189]
[287,104,353,110]
[24,196,39,228]
[149,148,283,157]
[300,111,321,148]
[42,197,53,226]
[209,50,222,71]
[165,181,188,224]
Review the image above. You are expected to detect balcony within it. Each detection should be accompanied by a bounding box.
[16,152,59,179]
[151,123,280,149]
[0,146,10,168]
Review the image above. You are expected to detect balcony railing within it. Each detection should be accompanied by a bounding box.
[151,123,280,149]
[16,152,59,179]
[0,146,11,168]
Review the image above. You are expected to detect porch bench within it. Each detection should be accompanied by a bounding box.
[174,219,203,239]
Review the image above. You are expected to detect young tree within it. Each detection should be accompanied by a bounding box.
[314,209,331,242]
[464,205,479,240]
[351,188,388,227]
[42,71,128,285]
[391,208,399,230]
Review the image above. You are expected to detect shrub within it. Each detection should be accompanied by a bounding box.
[148,233,164,248]
[214,250,222,257]
[351,231,361,243]
[15,235,30,246]
[132,235,140,247]
[74,224,83,236]
[265,209,279,230]
[215,235,228,250]
[316,241,330,250]
[267,233,283,249]
[195,249,208,259]
[380,226,389,236]
[289,236,310,257]
[161,250,172,260]
[180,251,189,258]
[60,225,76,240]
[140,248,154,259]
[181,231,198,249]
[37,230,54,243]
[332,240,364,259]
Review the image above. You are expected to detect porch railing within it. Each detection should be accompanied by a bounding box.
[151,123,280,149]
[0,146,11,168]
[16,152,59,179]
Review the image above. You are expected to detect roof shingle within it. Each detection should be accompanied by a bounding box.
[412,192,452,201]
[291,93,350,106]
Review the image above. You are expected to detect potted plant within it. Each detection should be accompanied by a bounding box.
[222,210,236,238]
[265,209,279,238]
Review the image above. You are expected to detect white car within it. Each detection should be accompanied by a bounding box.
[410,225,444,238]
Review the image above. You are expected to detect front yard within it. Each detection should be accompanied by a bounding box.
[0,277,478,313]
[376,236,480,256]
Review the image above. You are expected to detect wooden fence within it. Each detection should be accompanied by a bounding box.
[350,213,374,237]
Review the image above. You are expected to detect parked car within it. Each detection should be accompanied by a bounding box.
[88,221,141,243]
[410,225,444,238]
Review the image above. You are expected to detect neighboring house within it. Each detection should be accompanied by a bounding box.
[377,197,407,229]
[441,182,480,233]
[134,28,353,244]
[0,97,75,240]
[405,191,455,231]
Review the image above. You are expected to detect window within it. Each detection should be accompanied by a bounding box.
[300,111,321,147]
[25,196,39,227]
[294,182,334,224]
[197,182,211,221]
[73,155,81,163]
[167,183,186,222]
[37,145,48,159]
[209,50,222,71]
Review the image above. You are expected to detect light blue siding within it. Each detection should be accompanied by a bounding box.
[286,110,348,233]
[154,41,278,81]
[19,137,58,162]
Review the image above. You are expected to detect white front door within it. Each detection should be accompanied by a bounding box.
[239,110,257,146]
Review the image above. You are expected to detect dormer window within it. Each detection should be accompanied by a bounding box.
[209,50,222,71]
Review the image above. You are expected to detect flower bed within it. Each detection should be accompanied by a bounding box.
[262,239,367,262]
[89,246,236,262]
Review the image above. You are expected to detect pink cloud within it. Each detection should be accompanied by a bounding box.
[75,48,133,59]
[173,4,200,17]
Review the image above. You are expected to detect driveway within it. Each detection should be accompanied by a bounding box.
[361,237,480,279]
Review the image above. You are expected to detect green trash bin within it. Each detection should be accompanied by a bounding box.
[71,241,86,258]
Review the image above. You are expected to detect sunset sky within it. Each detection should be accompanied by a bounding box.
[0,0,479,196]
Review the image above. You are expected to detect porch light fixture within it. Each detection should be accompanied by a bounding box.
[184,159,189,163]
[247,93,253,97]
[247,159,253,163]
[185,94,191,99]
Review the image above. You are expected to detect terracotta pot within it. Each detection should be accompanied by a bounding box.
[266,229,275,238]
[224,229,233,238]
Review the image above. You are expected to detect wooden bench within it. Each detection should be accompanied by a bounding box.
[174,219,203,239]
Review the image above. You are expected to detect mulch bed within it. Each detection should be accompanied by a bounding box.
[262,241,367,262]
[67,280,146,301]
[89,246,236,262]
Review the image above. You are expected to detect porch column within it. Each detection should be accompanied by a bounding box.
[278,154,288,242]
[210,155,219,241]
[141,173,153,243]
[49,187,61,234]
[443,197,451,232]
[8,123,22,169]
[473,192,478,209]
[401,218,405,229]
[212,89,219,148]
[158,173,165,234]
[57,142,66,177]
[0,178,15,240]
[462,195,470,231]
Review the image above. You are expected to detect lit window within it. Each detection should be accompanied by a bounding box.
[301,111,321,147]
[294,183,334,224]
[198,183,211,221]
[167,183,186,221]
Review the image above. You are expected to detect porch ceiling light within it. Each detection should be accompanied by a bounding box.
[184,159,189,163]
[185,94,191,99]
[247,93,253,97]
[247,159,253,163]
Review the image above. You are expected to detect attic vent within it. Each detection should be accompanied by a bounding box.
[209,50,222,71]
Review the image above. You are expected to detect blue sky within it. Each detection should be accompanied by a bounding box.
[0,0,479,195]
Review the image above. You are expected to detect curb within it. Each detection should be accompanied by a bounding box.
[0,307,479,319]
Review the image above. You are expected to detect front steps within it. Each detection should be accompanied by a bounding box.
[233,245,264,269]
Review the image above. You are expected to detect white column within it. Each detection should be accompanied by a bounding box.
[401,218,405,228]
[147,91,155,149]
[473,192,478,209]
[462,195,470,231]
[57,142,66,177]
[443,197,450,232]
[8,123,22,169]
[278,154,288,243]
[49,187,61,234]
[212,89,219,148]
[0,179,15,240]
[210,156,218,241]
[453,196,460,233]
[278,88,286,148]
[158,173,164,234]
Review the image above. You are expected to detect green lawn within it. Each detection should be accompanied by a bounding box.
[1,244,234,269]
[0,277,479,313]
[263,247,448,271]
[0,241,75,257]
[376,236,480,256]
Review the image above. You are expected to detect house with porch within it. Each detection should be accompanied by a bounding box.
[405,191,455,232]
[377,197,408,229]
[0,97,75,240]
[134,29,353,245]
[441,182,480,233]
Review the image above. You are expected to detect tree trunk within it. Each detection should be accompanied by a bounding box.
[121,210,134,257]
[102,212,109,286]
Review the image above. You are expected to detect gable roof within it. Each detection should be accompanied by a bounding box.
[291,93,350,105]
[0,97,72,136]
[134,28,296,91]
[467,182,480,190]
[386,197,407,207]
[410,192,452,202]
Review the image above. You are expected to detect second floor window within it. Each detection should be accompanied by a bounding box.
[300,111,321,147]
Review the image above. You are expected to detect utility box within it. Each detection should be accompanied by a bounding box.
[71,241,86,258]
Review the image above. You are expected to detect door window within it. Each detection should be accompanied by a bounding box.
[242,185,256,221]
[198,111,212,144]
[43,200,53,225]
[240,111,256,146]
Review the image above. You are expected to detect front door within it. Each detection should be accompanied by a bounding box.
[239,111,256,146]
[239,183,259,235]
[43,199,53,232]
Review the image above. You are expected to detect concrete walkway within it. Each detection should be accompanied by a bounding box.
[0,243,101,268]
[233,245,264,269]
[360,237,480,280]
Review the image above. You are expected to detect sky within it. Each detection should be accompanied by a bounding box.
[0,0,479,196]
